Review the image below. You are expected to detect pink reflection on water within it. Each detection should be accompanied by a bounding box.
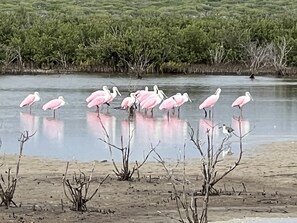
[20,112,39,134]
[42,117,64,143]
[132,112,188,151]
[160,114,188,142]
[232,116,250,136]
[134,112,160,141]
[198,118,219,136]
[86,112,116,143]
[121,118,136,145]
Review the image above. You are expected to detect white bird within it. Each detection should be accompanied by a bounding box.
[221,124,234,138]
[222,143,233,158]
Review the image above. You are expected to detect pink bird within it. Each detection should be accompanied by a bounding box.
[134,86,148,98]
[141,90,166,116]
[19,92,40,113]
[121,93,136,110]
[86,86,109,103]
[87,93,111,116]
[159,93,180,117]
[105,86,121,105]
[136,85,159,105]
[231,92,253,116]
[199,88,221,118]
[172,92,191,116]
[42,96,65,118]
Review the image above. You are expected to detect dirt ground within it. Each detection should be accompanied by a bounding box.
[0,140,297,223]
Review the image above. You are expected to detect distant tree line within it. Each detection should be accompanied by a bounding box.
[0,10,296,77]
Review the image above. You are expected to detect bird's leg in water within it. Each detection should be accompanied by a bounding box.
[203,108,207,118]
[129,106,134,118]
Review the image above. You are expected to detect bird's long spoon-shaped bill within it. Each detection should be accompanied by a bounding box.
[160,90,167,98]
[116,88,121,96]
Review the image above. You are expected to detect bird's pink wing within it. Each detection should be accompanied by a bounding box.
[141,96,156,109]
[231,96,245,107]
[43,99,62,110]
[173,95,184,107]
[159,98,176,110]
[199,95,218,109]
[86,91,105,103]
[20,94,35,107]
[137,92,154,103]
[87,96,105,108]
[121,97,130,109]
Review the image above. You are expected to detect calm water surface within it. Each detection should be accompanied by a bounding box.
[0,74,296,161]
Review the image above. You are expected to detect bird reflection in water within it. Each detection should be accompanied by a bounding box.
[161,114,188,143]
[86,112,116,144]
[42,117,64,143]
[20,112,39,134]
[198,118,219,138]
[231,116,250,137]
[134,112,159,142]
[222,142,233,159]
[121,118,136,146]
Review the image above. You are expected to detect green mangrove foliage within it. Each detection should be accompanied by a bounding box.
[0,11,296,75]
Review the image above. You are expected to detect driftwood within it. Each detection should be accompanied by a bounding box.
[98,116,158,181]
[155,116,251,223]
[0,131,35,208]
[62,162,109,211]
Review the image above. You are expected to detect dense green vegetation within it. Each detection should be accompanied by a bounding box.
[0,0,296,18]
[0,1,296,75]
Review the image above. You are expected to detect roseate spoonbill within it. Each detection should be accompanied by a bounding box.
[42,96,65,118]
[134,86,148,98]
[121,93,136,110]
[137,85,159,105]
[173,92,191,116]
[231,92,253,116]
[105,86,121,106]
[159,93,180,117]
[199,88,221,118]
[87,93,111,116]
[141,90,166,116]
[86,86,109,103]
[19,92,40,113]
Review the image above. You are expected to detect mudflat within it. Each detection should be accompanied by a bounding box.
[0,141,297,223]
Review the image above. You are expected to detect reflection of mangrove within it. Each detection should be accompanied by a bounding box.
[20,112,39,134]
[86,112,116,144]
[42,117,64,143]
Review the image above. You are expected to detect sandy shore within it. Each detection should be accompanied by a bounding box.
[0,140,297,222]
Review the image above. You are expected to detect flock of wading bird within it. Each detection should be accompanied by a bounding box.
[19,85,253,122]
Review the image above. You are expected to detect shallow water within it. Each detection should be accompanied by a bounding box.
[0,74,296,161]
